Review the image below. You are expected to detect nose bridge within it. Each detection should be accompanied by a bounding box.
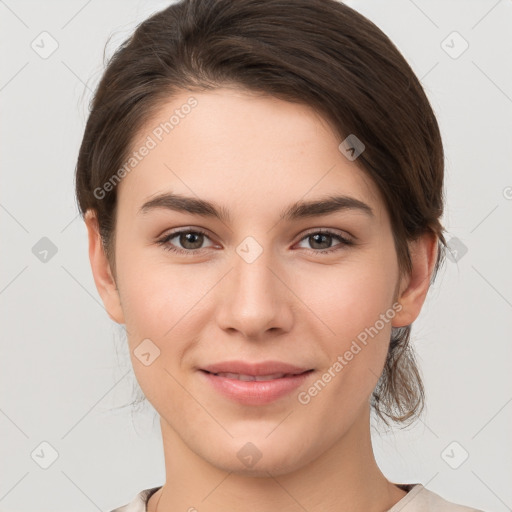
[234,243,275,298]
[232,237,279,309]
[215,236,291,336]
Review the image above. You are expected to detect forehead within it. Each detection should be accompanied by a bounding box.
[117,87,383,220]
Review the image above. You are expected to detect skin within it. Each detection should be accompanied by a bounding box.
[85,87,437,512]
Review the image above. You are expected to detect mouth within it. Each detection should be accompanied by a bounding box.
[200,369,314,381]
[199,359,313,377]
[198,366,315,405]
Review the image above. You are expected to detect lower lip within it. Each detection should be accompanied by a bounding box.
[199,370,314,405]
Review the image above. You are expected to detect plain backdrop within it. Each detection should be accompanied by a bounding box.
[0,1,511,511]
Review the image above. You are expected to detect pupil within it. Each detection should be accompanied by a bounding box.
[181,232,203,249]
[311,233,330,249]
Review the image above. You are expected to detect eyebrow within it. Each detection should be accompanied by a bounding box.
[138,192,374,222]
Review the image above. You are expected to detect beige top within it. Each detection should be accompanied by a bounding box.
[110,483,485,511]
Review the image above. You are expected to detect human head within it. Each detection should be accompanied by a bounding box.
[75,0,446,430]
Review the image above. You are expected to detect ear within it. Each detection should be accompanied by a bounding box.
[84,209,125,324]
[392,231,438,328]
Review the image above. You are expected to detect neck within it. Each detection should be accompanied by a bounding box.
[148,406,406,512]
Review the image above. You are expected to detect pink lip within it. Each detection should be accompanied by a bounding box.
[200,360,312,376]
[198,360,314,405]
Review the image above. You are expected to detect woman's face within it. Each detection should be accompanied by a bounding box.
[91,87,412,475]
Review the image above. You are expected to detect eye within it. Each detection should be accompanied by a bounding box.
[295,230,354,255]
[156,228,354,256]
[156,228,216,255]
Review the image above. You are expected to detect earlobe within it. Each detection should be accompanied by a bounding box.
[84,209,125,324]
[391,232,438,328]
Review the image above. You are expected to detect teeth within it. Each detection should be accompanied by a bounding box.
[214,372,288,381]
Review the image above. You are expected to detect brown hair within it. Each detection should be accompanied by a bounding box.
[75,0,447,427]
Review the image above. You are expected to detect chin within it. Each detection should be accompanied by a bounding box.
[202,436,315,478]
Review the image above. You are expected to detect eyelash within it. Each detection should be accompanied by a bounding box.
[155,228,354,256]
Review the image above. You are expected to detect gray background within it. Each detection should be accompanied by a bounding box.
[0,0,511,510]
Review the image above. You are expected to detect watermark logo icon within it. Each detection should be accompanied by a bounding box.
[31,31,59,59]
[446,236,468,263]
[441,31,469,59]
[338,134,365,161]
[236,236,263,264]
[32,237,58,263]
[441,441,469,469]
[31,441,59,469]
[237,442,262,468]
[134,338,161,366]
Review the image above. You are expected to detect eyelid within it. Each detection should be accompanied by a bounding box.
[293,228,354,255]
[154,227,215,255]
[155,226,356,255]
[157,226,354,243]
[297,227,354,242]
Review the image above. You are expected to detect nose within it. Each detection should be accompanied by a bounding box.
[214,242,294,340]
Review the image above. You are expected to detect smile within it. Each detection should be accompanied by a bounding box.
[199,369,314,405]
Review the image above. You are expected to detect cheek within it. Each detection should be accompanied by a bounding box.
[117,230,398,393]
[116,249,216,403]
[116,245,197,340]
[119,257,200,404]
[306,251,399,383]
[301,253,398,340]
[118,236,399,344]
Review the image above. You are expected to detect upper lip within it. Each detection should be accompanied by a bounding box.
[200,360,313,376]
